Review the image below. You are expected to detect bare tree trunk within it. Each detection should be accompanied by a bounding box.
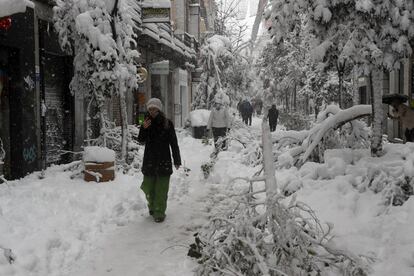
[370,69,384,157]
[119,90,128,162]
[285,89,289,112]
[293,82,297,111]
[86,96,93,146]
[250,0,267,45]
[336,60,346,108]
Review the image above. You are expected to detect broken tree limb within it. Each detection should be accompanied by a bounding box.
[301,105,372,163]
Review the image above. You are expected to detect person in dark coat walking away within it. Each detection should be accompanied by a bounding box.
[207,101,231,151]
[268,104,279,132]
[240,100,253,126]
[137,98,181,223]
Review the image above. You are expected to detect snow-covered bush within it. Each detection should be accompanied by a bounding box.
[357,160,414,207]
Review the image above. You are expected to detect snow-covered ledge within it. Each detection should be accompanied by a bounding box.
[0,0,34,18]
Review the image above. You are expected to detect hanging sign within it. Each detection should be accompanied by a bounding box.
[137,67,148,83]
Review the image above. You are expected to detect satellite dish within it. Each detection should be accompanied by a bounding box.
[137,67,148,84]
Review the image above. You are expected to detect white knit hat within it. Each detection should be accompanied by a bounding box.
[146,98,163,111]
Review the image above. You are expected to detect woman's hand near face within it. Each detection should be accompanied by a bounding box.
[143,118,151,129]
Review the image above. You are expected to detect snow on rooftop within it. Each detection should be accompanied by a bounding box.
[142,23,196,60]
[0,0,34,18]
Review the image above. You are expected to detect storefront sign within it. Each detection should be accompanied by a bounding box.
[142,1,170,23]
[150,60,169,75]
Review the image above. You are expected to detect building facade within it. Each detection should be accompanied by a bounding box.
[0,0,212,179]
[0,0,74,179]
[135,0,201,128]
[355,58,414,142]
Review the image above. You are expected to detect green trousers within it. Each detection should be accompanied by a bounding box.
[141,175,170,219]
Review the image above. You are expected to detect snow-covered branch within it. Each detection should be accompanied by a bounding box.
[301,104,372,162]
[274,105,372,166]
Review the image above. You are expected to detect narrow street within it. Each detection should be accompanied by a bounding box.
[2,0,414,275]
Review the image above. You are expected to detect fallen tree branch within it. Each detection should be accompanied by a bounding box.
[301,105,372,163]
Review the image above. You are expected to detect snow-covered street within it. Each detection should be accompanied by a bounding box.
[1,117,414,276]
[0,130,214,276]
[3,0,414,275]
[64,134,213,276]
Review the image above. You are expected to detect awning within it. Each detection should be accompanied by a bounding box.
[0,0,34,18]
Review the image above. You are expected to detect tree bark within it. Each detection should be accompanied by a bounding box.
[250,0,267,45]
[119,89,128,162]
[293,82,297,111]
[370,69,384,157]
[336,60,346,108]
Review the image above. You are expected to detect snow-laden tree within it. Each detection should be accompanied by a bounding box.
[192,35,233,109]
[257,33,308,113]
[268,0,414,156]
[53,0,140,162]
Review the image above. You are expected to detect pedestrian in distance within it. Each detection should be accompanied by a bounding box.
[268,104,279,132]
[237,99,243,117]
[240,99,253,126]
[207,100,231,152]
[137,98,181,223]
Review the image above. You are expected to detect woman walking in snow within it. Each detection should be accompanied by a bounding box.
[207,100,231,151]
[137,98,181,223]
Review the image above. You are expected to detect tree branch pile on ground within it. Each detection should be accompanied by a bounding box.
[191,118,372,276]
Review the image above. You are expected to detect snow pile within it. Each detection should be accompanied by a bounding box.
[0,166,145,276]
[189,109,210,127]
[0,0,34,18]
[83,146,116,163]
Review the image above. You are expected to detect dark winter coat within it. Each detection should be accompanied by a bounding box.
[137,113,181,176]
[268,106,279,123]
[240,101,253,115]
